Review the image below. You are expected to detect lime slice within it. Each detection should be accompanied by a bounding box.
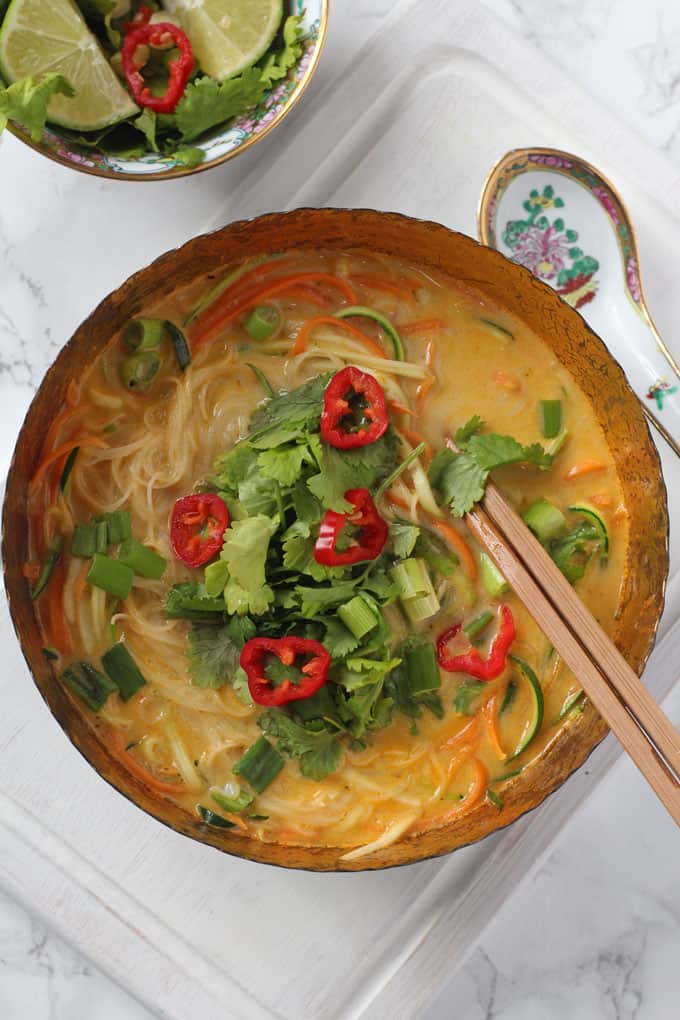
[0,0,137,131]
[163,0,283,82]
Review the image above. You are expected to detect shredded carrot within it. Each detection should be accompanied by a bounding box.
[613,503,628,522]
[22,562,40,581]
[485,693,505,759]
[387,492,411,512]
[221,812,249,833]
[42,379,80,458]
[48,557,71,655]
[408,755,488,836]
[30,436,108,493]
[192,273,358,349]
[401,428,432,465]
[204,257,296,310]
[106,733,188,796]
[387,401,415,417]
[589,491,613,509]
[430,518,478,582]
[73,558,91,603]
[290,315,386,359]
[492,369,522,392]
[399,319,447,336]
[283,284,333,307]
[349,273,413,300]
[415,378,434,416]
[565,460,605,480]
[438,713,480,752]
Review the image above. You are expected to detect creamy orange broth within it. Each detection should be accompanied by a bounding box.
[29,251,626,856]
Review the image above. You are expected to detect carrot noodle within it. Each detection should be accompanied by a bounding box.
[43,379,80,455]
[485,692,506,759]
[430,518,478,582]
[590,491,613,509]
[407,754,489,837]
[198,257,296,316]
[387,492,411,512]
[387,401,415,417]
[399,319,447,336]
[106,732,188,796]
[30,437,108,493]
[349,273,414,300]
[192,273,358,349]
[565,460,605,480]
[48,557,71,655]
[438,713,480,752]
[283,284,333,307]
[73,557,91,604]
[492,369,522,392]
[290,316,386,358]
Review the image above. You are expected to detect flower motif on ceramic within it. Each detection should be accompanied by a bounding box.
[502,185,600,310]
[646,379,678,411]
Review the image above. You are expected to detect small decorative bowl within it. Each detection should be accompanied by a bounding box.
[4,0,328,181]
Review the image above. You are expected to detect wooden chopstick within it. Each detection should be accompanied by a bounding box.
[464,480,680,826]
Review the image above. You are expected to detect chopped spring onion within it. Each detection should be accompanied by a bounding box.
[391,557,440,623]
[101,642,146,702]
[540,399,562,439]
[245,304,281,342]
[42,647,59,661]
[96,510,131,545]
[376,442,426,501]
[463,610,494,642]
[338,594,379,640]
[546,428,569,458]
[413,529,459,577]
[71,521,108,558]
[335,305,405,360]
[404,641,440,696]
[522,498,567,543]
[60,660,117,711]
[507,656,544,760]
[118,538,166,580]
[198,806,236,828]
[210,787,254,813]
[479,552,509,598]
[59,445,79,492]
[479,318,514,341]
[245,362,275,397]
[122,318,166,352]
[568,504,609,560]
[119,352,161,392]
[232,736,284,793]
[30,536,64,600]
[87,554,133,599]
[454,679,486,715]
[165,320,190,372]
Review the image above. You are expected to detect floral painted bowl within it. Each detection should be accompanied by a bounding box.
[5,0,327,182]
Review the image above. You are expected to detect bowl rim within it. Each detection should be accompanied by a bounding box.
[2,207,669,871]
[4,0,329,182]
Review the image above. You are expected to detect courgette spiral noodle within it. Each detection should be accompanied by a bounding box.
[38,303,455,859]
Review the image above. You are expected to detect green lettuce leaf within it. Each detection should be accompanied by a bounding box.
[0,74,74,141]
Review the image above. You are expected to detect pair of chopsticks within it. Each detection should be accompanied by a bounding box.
[464,480,680,826]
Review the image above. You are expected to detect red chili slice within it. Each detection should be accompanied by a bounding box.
[241,636,331,707]
[170,494,229,568]
[320,366,388,449]
[122,21,194,115]
[314,488,388,566]
[436,604,516,680]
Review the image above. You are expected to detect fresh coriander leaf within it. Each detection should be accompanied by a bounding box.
[428,448,456,488]
[165,583,225,620]
[465,433,553,471]
[232,666,254,706]
[295,581,359,618]
[291,481,323,523]
[175,67,266,142]
[414,529,459,576]
[343,681,392,738]
[249,374,330,447]
[238,472,281,517]
[341,656,402,692]
[0,74,74,142]
[204,559,230,597]
[307,429,400,511]
[258,442,311,485]
[455,415,484,445]
[259,710,342,780]
[259,15,305,86]
[549,520,600,584]
[436,453,487,518]
[281,520,346,583]
[389,522,420,559]
[226,615,257,648]
[134,108,158,151]
[454,680,486,715]
[187,622,240,688]
[219,515,278,616]
[419,691,444,719]
[214,441,258,494]
[322,616,361,659]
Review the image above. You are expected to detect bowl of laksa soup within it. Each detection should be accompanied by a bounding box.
[3,209,667,870]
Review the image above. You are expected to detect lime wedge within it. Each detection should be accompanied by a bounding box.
[0,0,137,131]
[163,0,283,82]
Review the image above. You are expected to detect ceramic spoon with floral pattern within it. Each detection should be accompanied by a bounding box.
[478,147,679,457]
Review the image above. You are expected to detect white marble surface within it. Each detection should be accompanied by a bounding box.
[0,0,679,1018]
